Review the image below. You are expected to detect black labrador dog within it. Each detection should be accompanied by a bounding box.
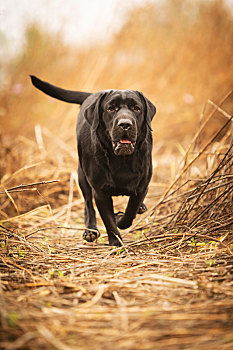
[30,76,156,246]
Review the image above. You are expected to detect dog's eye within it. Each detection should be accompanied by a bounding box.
[107,105,118,112]
[131,105,141,112]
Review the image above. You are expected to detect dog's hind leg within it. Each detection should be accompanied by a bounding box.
[78,165,99,242]
[138,203,147,214]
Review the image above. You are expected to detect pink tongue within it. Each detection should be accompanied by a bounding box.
[120,139,131,144]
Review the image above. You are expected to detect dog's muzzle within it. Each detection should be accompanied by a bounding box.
[112,139,136,155]
[111,117,137,156]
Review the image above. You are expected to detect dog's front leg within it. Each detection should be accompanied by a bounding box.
[78,165,99,242]
[94,194,122,246]
[116,191,147,230]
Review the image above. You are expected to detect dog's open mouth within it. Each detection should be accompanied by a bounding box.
[112,138,136,155]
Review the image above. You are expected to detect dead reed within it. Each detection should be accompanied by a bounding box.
[1,93,233,350]
[1,1,233,349]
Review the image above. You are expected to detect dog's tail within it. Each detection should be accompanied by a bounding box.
[30,75,92,105]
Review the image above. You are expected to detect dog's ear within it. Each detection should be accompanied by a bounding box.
[137,92,156,131]
[84,91,107,131]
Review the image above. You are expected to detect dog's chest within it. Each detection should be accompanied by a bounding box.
[101,157,145,196]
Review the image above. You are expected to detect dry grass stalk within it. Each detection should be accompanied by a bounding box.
[1,1,233,348]
[1,113,233,349]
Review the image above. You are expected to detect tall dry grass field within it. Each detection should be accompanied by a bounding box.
[0,1,233,349]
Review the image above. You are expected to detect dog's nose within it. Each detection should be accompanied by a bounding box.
[118,118,133,130]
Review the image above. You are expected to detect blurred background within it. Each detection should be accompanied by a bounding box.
[0,0,233,215]
[0,0,232,138]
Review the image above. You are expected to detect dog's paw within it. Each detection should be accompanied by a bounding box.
[109,236,122,247]
[115,211,124,225]
[83,229,100,242]
[138,203,147,214]
[115,211,131,229]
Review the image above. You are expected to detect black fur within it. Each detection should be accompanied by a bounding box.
[30,76,156,246]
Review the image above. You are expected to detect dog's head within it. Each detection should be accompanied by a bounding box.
[29,77,156,156]
[84,90,156,156]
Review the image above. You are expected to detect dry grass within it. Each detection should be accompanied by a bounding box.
[1,1,233,349]
[1,96,233,350]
